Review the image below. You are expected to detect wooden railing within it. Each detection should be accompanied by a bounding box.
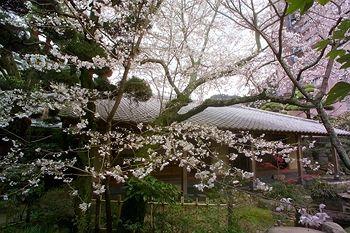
[92,195,231,231]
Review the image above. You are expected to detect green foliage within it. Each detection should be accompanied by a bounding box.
[333,19,350,40]
[31,188,75,228]
[286,0,314,14]
[327,49,346,60]
[72,176,93,233]
[294,84,315,99]
[124,76,153,102]
[316,20,350,69]
[266,182,309,205]
[39,69,80,87]
[261,102,303,112]
[64,34,107,61]
[1,165,45,206]
[230,206,274,233]
[118,177,179,232]
[289,1,349,69]
[150,204,230,233]
[325,82,350,105]
[125,176,179,203]
[0,75,26,90]
[315,39,331,51]
[260,84,315,112]
[0,69,79,91]
[260,102,284,112]
[284,104,301,111]
[28,127,68,151]
[326,20,350,69]
[309,180,339,202]
[93,76,117,91]
[2,225,64,233]
[286,0,330,14]
[146,204,274,233]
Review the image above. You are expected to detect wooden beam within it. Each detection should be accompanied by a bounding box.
[331,145,340,180]
[251,156,257,190]
[296,134,304,184]
[181,167,188,196]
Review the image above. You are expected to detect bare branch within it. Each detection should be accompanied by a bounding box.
[183,48,265,94]
[140,58,181,96]
[176,91,314,122]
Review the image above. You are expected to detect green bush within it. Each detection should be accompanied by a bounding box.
[118,176,179,232]
[148,204,275,233]
[150,204,229,233]
[124,76,153,102]
[0,75,25,90]
[229,206,274,233]
[266,181,309,205]
[309,180,339,202]
[31,188,75,228]
[2,225,65,233]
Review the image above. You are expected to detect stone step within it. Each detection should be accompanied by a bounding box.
[268,227,323,233]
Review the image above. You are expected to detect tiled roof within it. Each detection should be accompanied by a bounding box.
[183,105,350,136]
[97,98,350,136]
[97,98,162,123]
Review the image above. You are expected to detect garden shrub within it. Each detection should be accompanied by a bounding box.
[150,204,230,233]
[31,188,75,230]
[266,181,309,205]
[118,176,179,233]
[309,180,339,203]
[2,224,68,233]
[229,206,274,233]
[144,204,274,233]
[123,76,153,102]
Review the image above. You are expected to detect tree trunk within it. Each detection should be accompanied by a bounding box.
[316,104,350,170]
[25,202,31,223]
[117,196,147,233]
[227,190,234,230]
[105,173,113,232]
[94,196,101,233]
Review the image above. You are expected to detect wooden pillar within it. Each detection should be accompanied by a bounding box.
[181,167,188,196]
[296,135,304,185]
[251,156,257,190]
[331,145,340,180]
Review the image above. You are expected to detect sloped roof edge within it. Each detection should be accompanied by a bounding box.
[96,98,350,136]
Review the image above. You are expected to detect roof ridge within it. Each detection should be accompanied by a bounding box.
[235,105,322,124]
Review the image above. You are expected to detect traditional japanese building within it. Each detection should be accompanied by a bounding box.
[97,98,350,195]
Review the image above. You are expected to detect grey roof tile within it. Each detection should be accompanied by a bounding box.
[96,98,350,136]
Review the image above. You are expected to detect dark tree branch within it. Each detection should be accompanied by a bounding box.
[291,46,328,96]
[183,48,265,95]
[293,16,344,97]
[176,91,314,122]
[277,5,288,59]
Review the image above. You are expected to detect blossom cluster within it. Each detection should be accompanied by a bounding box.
[276,198,294,212]
[299,204,330,228]
[0,83,99,128]
[0,120,296,207]
[300,158,321,171]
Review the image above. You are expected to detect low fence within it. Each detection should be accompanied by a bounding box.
[0,203,25,228]
[92,195,231,231]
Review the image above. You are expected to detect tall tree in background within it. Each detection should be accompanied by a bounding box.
[0,1,163,232]
[211,0,350,169]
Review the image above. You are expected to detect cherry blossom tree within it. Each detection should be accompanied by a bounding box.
[1,1,165,231]
[0,0,348,231]
[0,1,292,232]
[195,0,350,170]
